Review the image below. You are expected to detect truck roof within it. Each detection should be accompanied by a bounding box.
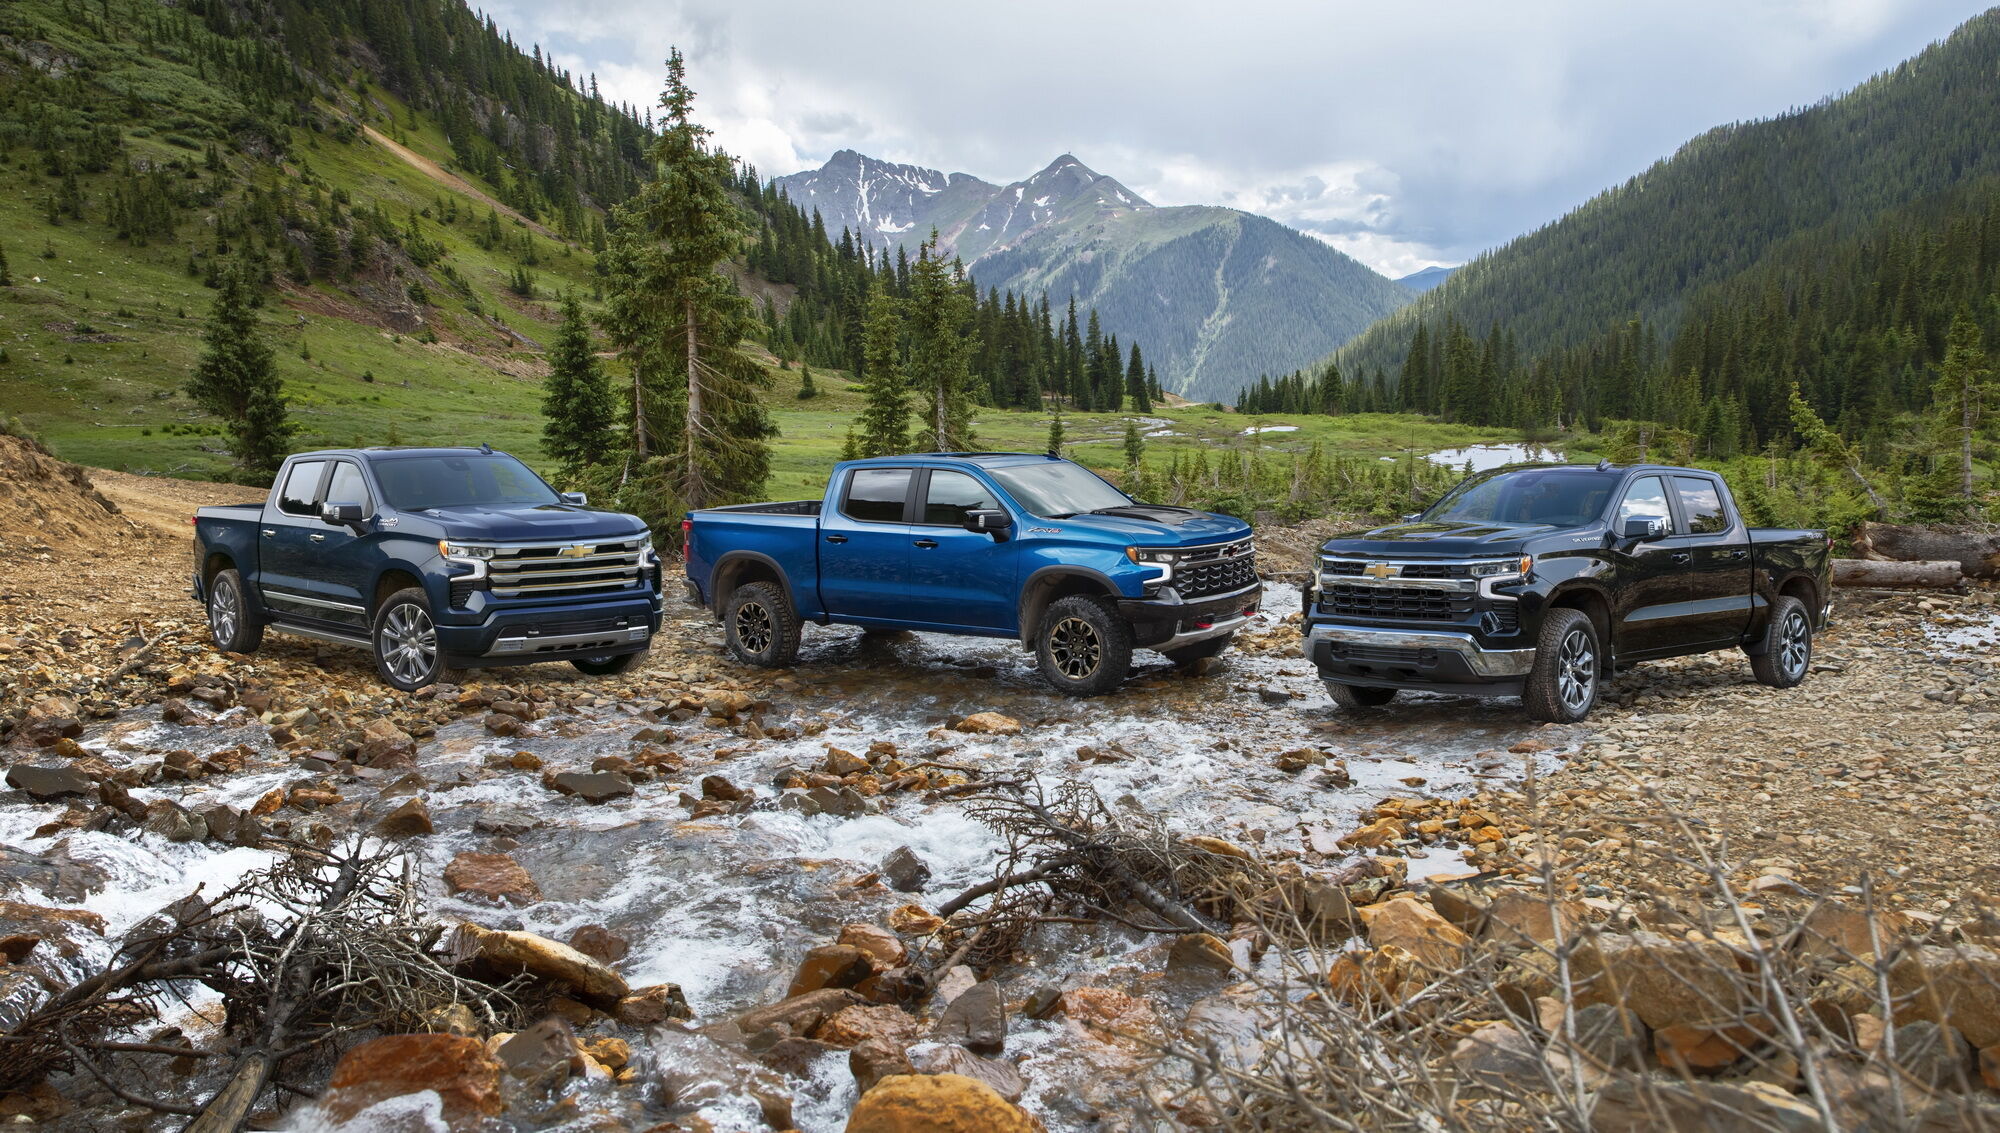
[282,446,508,461]
[1481,462,1711,476]
[838,452,1068,469]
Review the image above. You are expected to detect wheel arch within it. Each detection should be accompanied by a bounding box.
[371,565,426,614]
[710,551,795,616]
[1016,566,1120,646]
[1545,582,1613,656]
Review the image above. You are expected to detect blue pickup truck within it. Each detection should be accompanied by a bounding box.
[683,453,1259,695]
[192,446,663,691]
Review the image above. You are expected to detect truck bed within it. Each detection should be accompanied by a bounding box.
[703,500,821,517]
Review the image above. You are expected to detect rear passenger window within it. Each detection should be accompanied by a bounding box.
[919,470,998,526]
[276,461,327,517]
[1673,477,1728,534]
[324,462,373,514]
[842,469,911,524]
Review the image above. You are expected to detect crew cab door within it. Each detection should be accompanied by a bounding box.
[289,459,376,631]
[815,467,914,622]
[903,468,1017,630]
[1606,474,1685,655]
[256,459,332,623]
[1670,473,1754,646]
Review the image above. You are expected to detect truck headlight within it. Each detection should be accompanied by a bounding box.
[1125,546,1179,564]
[438,540,498,560]
[1467,556,1533,578]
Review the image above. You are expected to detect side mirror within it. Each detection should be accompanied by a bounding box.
[561,492,589,506]
[1621,515,1668,541]
[963,509,1013,537]
[320,501,366,526]
[1400,513,1423,523]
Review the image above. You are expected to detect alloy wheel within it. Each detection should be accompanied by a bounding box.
[1779,609,1810,679]
[1556,627,1596,713]
[1050,616,1102,679]
[735,602,773,654]
[380,603,437,685]
[209,577,239,645]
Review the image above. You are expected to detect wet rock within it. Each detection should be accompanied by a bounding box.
[376,798,433,838]
[1892,1019,1973,1088]
[1167,932,1237,976]
[482,713,522,737]
[1359,896,1471,970]
[614,983,692,1026]
[160,749,206,781]
[568,923,629,964]
[702,689,755,719]
[934,965,978,1005]
[789,943,873,996]
[489,699,536,722]
[910,1042,1027,1102]
[548,770,634,803]
[808,783,866,816]
[1338,817,1402,849]
[846,1072,1041,1132]
[1021,986,1062,1020]
[195,804,245,845]
[5,766,93,800]
[315,1033,503,1126]
[754,1034,843,1076]
[736,988,865,1038]
[471,805,540,836]
[48,737,86,759]
[160,698,206,725]
[817,1004,923,1049]
[889,904,945,936]
[839,923,907,969]
[1055,987,1161,1051]
[700,774,747,802]
[1450,1022,1544,1087]
[18,697,82,745]
[442,852,541,906]
[140,800,206,843]
[932,981,1007,1054]
[355,718,417,767]
[495,1017,586,1087]
[0,846,107,902]
[454,924,629,1007]
[851,1036,915,1094]
[582,1035,630,1072]
[825,747,870,776]
[953,712,1021,736]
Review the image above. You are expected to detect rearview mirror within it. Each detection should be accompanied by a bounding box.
[320,501,366,525]
[561,492,589,506]
[963,509,1013,536]
[1622,515,1668,541]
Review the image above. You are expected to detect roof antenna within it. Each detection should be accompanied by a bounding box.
[1595,457,1611,471]
[479,442,493,454]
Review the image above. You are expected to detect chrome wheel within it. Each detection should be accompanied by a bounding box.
[1556,627,1596,714]
[1049,616,1102,680]
[379,603,436,685]
[1778,609,1810,679]
[735,602,773,655]
[209,576,239,646]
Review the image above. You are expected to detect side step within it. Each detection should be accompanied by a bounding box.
[267,622,371,650]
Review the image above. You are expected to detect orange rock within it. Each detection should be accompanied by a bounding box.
[1327,945,1418,1005]
[815,1004,924,1049]
[1055,987,1160,1049]
[789,944,873,997]
[1981,1043,1999,1090]
[319,1034,502,1127]
[1654,1021,1767,1073]
[888,904,944,935]
[843,1072,1042,1132]
[1182,835,1253,860]
[839,923,907,969]
[1337,818,1401,849]
[1358,896,1471,970]
[442,852,541,906]
[951,712,1021,736]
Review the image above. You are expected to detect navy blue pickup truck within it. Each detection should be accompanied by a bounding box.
[192,447,662,690]
[684,453,1259,695]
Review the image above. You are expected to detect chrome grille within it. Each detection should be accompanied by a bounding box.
[487,538,645,598]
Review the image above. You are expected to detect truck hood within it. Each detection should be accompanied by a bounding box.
[1057,505,1251,546]
[1320,519,1554,558]
[414,504,649,543]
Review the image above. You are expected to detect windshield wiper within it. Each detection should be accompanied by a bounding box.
[1044,512,1077,520]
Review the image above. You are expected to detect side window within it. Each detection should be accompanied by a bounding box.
[324,462,373,515]
[1674,476,1728,534]
[276,461,327,517]
[1617,476,1669,525]
[919,470,998,526]
[841,469,912,524]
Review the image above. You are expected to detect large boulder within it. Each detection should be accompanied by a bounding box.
[1887,943,2000,1047]
[442,852,541,906]
[453,924,629,1007]
[1358,896,1471,970]
[315,1034,503,1128]
[1567,931,1758,1030]
[5,766,93,800]
[354,718,417,768]
[844,1072,1042,1132]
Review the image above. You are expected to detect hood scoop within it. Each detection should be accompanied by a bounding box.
[1088,504,1208,527]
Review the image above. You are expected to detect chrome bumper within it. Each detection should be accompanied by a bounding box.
[487,625,650,657]
[1305,623,1536,678]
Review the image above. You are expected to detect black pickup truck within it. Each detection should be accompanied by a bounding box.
[1303,462,1832,722]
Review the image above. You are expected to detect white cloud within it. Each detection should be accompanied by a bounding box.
[484,0,1973,275]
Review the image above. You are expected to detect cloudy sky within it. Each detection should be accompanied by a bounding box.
[485,1,1978,278]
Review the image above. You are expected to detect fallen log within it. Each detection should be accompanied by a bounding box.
[1831,558,1963,589]
[1854,523,2000,579]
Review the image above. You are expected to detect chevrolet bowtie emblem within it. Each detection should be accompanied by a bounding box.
[558,544,595,558]
[1363,562,1398,580]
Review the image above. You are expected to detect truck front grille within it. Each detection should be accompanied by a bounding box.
[487,539,645,598]
[1322,584,1474,621]
[1177,556,1257,599]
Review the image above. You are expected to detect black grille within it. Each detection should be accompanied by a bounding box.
[449,579,477,608]
[1332,643,1426,664]
[522,615,631,637]
[1178,556,1257,599]
[1322,584,1474,621]
[1487,605,1519,634]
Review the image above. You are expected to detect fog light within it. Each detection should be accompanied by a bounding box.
[1417,648,1439,667]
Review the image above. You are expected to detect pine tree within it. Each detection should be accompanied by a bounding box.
[1123,417,1144,470]
[1046,403,1064,454]
[796,363,818,400]
[1935,308,1995,504]
[186,266,292,476]
[856,293,909,457]
[0,244,11,287]
[541,293,616,481]
[1126,342,1150,411]
[906,230,974,450]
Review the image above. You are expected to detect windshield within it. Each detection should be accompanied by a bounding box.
[1424,469,1618,527]
[372,454,561,511]
[988,462,1132,518]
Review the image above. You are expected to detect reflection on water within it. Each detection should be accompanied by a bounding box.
[1427,442,1562,471]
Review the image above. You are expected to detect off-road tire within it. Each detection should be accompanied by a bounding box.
[1323,681,1396,709]
[1161,633,1233,668]
[572,651,646,677]
[723,581,801,668]
[372,587,442,692]
[1523,607,1599,723]
[1035,595,1134,696]
[1748,595,1812,688]
[207,568,264,655]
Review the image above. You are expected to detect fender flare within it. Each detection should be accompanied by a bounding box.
[1016,565,1123,645]
[709,550,798,615]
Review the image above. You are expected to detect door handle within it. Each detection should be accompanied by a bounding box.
[1729,549,1748,559]
[914,539,939,549]
[1671,552,1691,564]
[308,533,325,542]
[261,529,275,538]
[825,534,848,544]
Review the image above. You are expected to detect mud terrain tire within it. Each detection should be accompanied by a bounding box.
[1324,681,1396,709]
[1036,595,1133,696]
[723,581,801,668]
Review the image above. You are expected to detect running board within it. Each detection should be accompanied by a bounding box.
[267,622,371,650]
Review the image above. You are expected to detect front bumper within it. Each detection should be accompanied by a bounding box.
[1119,583,1261,651]
[436,597,662,665]
[1305,622,1536,691]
